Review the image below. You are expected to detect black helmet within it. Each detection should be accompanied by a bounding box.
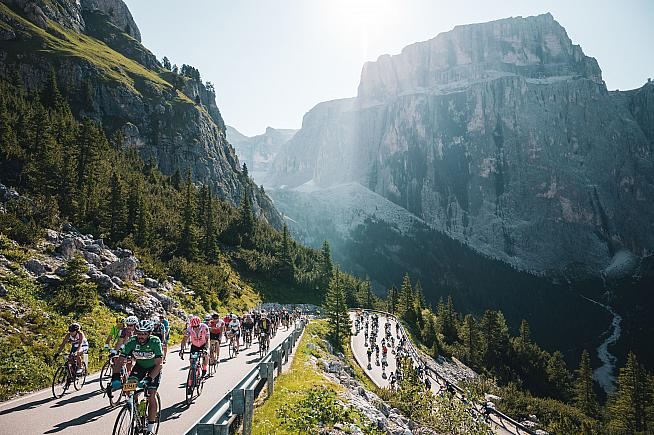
[68,323,81,332]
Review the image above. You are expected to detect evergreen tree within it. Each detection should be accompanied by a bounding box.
[241,162,249,179]
[414,280,426,311]
[0,98,21,182]
[398,273,415,323]
[546,351,573,402]
[54,254,98,313]
[107,172,128,242]
[126,183,139,234]
[479,310,510,374]
[323,268,351,350]
[607,352,650,433]
[171,168,181,190]
[278,222,294,280]
[238,188,255,247]
[162,56,171,70]
[421,314,436,347]
[41,67,63,109]
[363,280,374,309]
[319,240,333,289]
[519,319,531,345]
[178,169,197,258]
[460,314,479,366]
[574,350,600,418]
[135,199,151,247]
[203,186,217,261]
[386,285,398,314]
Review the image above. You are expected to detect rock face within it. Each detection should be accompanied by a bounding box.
[80,0,141,41]
[226,125,297,184]
[270,14,654,274]
[0,0,282,228]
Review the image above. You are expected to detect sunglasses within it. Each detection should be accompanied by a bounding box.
[136,331,150,336]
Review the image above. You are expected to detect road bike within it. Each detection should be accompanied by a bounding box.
[208,340,219,377]
[99,349,121,391]
[105,360,129,407]
[243,326,253,348]
[259,332,269,359]
[227,332,240,358]
[52,353,87,398]
[111,382,161,435]
[185,350,206,406]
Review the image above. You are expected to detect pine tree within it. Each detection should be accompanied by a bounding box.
[0,97,21,183]
[323,268,352,350]
[278,222,294,280]
[363,280,374,309]
[126,183,140,234]
[135,200,151,247]
[107,172,128,242]
[460,314,479,367]
[421,314,436,347]
[414,280,426,311]
[241,162,249,179]
[607,352,649,433]
[519,319,531,345]
[54,254,98,313]
[479,310,510,373]
[171,168,181,190]
[203,186,217,261]
[178,169,197,258]
[398,273,415,323]
[41,68,63,110]
[546,351,572,402]
[162,56,171,70]
[238,188,255,247]
[386,285,398,314]
[319,240,333,290]
[574,350,600,418]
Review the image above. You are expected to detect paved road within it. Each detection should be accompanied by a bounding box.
[349,311,519,435]
[0,325,296,435]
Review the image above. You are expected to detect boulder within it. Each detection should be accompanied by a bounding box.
[24,258,46,276]
[82,251,102,266]
[45,229,60,243]
[58,238,77,258]
[37,274,62,286]
[144,277,159,288]
[104,256,137,281]
[91,273,116,290]
[111,276,124,287]
[114,248,133,259]
[83,243,101,254]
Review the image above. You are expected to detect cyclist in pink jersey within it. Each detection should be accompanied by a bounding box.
[180,316,210,378]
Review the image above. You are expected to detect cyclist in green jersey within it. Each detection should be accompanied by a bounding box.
[110,319,163,435]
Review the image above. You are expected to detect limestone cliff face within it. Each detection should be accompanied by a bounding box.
[0,0,281,227]
[270,14,654,274]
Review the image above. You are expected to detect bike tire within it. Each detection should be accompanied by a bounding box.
[74,362,87,391]
[51,365,68,399]
[99,358,111,390]
[112,403,134,435]
[196,367,204,396]
[185,368,195,406]
[228,341,235,359]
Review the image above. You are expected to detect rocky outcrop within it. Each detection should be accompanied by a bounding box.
[0,1,282,228]
[3,0,84,32]
[270,14,654,275]
[80,0,140,41]
[226,125,297,184]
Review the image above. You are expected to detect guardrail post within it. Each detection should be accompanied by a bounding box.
[266,361,275,396]
[283,340,289,363]
[273,348,282,376]
[232,387,245,415]
[242,386,255,435]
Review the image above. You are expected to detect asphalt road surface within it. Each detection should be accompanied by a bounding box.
[0,325,296,435]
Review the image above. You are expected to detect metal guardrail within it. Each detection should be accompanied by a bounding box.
[184,319,308,435]
[353,309,537,435]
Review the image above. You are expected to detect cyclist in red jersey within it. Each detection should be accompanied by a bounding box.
[208,314,223,363]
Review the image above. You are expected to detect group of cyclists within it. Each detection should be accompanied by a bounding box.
[53,307,302,435]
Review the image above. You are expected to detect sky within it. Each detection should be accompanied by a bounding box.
[124,0,654,136]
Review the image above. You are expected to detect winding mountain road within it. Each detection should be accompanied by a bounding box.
[0,326,296,435]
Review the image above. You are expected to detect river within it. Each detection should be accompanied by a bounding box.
[580,295,622,394]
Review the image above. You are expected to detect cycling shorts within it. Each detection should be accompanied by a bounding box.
[243,323,254,331]
[190,343,208,354]
[70,343,89,355]
[210,332,221,341]
[128,364,161,390]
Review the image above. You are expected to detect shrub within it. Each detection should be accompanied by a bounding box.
[53,255,98,313]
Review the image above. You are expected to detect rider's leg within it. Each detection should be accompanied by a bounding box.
[146,387,158,433]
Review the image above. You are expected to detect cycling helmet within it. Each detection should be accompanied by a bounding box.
[189,316,201,327]
[204,314,212,322]
[231,314,237,320]
[211,312,220,319]
[125,315,139,326]
[136,319,154,332]
[68,322,80,332]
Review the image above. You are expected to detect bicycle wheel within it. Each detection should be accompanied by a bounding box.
[99,358,111,391]
[196,367,204,396]
[74,362,87,391]
[228,340,235,359]
[112,404,134,435]
[51,365,69,399]
[185,369,195,406]
[145,392,162,434]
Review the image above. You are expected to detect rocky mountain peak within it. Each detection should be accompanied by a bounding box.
[81,0,141,41]
[358,13,603,103]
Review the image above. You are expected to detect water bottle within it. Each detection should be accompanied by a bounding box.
[138,399,147,417]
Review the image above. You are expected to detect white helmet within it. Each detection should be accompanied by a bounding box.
[125,315,139,326]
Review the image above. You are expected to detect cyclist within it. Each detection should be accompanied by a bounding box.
[242,312,255,346]
[158,313,170,362]
[180,316,210,378]
[208,313,224,364]
[258,312,271,350]
[55,323,88,374]
[110,320,163,435]
[227,314,241,354]
[116,315,139,351]
[104,317,125,354]
[204,314,212,325]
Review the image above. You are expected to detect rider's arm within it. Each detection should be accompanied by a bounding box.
[55,335,67,354]
[76,332,86,354]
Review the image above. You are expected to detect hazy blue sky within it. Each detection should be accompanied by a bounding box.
[125,0,653,136]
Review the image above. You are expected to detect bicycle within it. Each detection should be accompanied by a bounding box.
[227,332,239,358]
[243,327,253,348]
[208,341,219,377]
[99,349,119,391]
[111,381,161,435]
[258,332,269,359]
[52,353,87,398]
[105,360,129,407]
[185,350,206,406]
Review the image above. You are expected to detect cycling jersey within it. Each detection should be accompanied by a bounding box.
[121,336,163,369]
[259,318,271,333]
[242,317,254,330]
[228,319,241,332]
[187,323,209,347]
[108,325,121,343]
[68,331,89,354]
[209,319,223,334]
[160,318,170,342]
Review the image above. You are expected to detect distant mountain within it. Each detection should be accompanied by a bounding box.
[227,125,297,184]
[269,13,654,276]
[0,0,281,226]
